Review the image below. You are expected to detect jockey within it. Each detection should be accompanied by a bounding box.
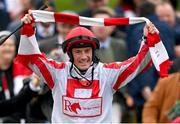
[62,26,100,86]
[17,12,159,123]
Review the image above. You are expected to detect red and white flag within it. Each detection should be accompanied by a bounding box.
[29,10,172,77]
[31,10,150,26]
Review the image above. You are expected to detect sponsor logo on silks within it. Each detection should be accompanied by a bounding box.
[62,96,102,117]
[64,100,81,114]
[70,103,81,114]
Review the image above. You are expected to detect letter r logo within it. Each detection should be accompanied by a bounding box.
[64,100,71,111]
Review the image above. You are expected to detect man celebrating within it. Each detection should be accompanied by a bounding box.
[18,12,159,123]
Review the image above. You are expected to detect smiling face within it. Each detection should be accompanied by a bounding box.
[72,47,93,71]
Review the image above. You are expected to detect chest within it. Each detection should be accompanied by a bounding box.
[58,78,104,118]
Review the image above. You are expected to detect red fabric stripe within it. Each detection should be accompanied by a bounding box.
[21,22,35,37]
[113,45,149,90]
[12,61,32,77]
[104,18,129,26]
[15,54,65,69]
[16,54,54,88]
[159,60,173,77]
[66,79,99,98]
[1,73,8,90]
[146,33,160,47]
[54,13,79,25]
[33,58,54,88]
[16,54,66,89]
[103,57,135,69]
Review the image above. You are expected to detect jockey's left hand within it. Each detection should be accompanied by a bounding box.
[143,22,159,36]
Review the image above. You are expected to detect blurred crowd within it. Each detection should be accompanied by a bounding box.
[0,0,180,123]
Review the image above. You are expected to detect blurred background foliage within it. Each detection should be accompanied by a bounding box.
[54,0,119,12]
[55,0,180,13]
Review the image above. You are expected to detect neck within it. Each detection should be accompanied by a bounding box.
[79,69,87,75]
[73,62,94,75]
[74,65,88,75]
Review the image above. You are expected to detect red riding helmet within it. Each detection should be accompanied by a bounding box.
[62,27,100,53]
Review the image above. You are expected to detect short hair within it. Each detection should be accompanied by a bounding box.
[137,1,155,17]
[156,1,175,11]
[92,6,116,17]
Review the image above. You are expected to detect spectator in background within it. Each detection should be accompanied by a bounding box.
[79,0,109,17]
[34,1,56,41]
[79,0,125,38]
[0,31,32,122]
[7,0,35,47]
[142,57,180,123]
[91,6,129,123]
[91,6,127,62]
[115,0,136,18]
[0,73,40,118]
[114,0,136,39]
[0,0,11,30]
[126,1,175,122]
[155,1,180,57]
[7,0,56,46]
[24,78,52,123]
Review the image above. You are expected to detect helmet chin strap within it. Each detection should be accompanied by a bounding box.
[70,61,95,87]
[75,64,90,74]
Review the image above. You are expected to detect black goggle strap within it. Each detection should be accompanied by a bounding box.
[69,63,94,86]
[63,35,100,52]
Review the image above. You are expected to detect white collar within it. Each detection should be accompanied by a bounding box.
[99,37,111,49]
[57,34,64,45]
[69,62,97,79]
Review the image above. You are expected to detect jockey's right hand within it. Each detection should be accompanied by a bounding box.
[21,10,33,24]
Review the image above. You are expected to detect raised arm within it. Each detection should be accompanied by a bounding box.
[16,12,65,89]
[103,22,159,91]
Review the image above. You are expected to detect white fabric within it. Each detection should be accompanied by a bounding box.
[112,102,122,123]
[31,10,55,23]
[129,17,150,24]
[18,35,41,55]
[149,41,169,71]
[79,16,104,26]
[13,76,24,95]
